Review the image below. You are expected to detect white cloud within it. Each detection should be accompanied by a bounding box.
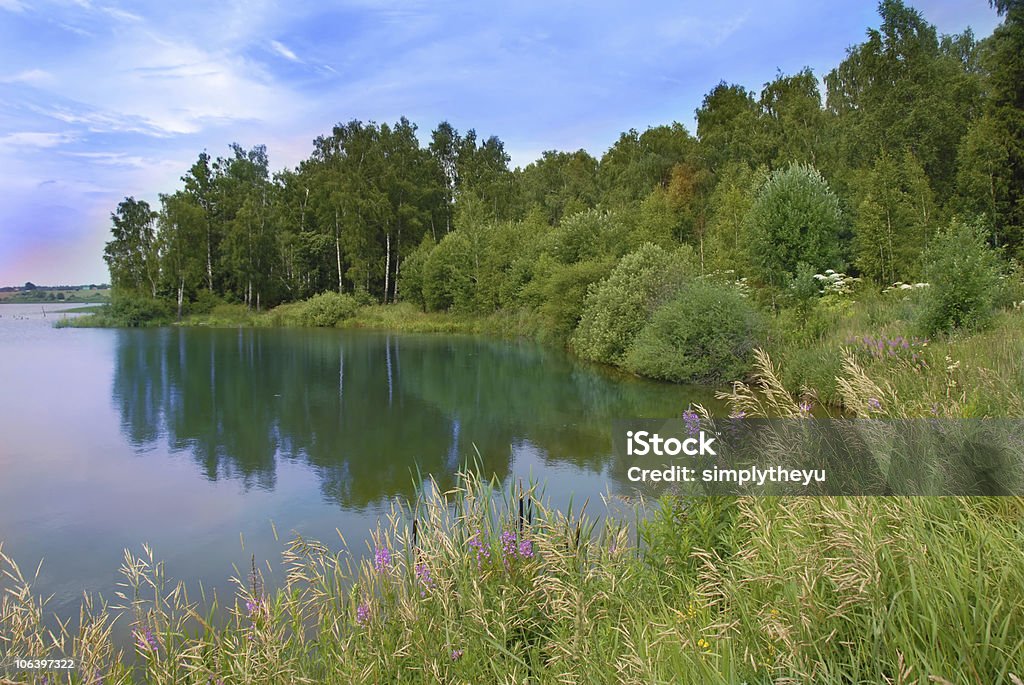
[101,6,143,22]
[270,39,301,63]
[1,69,55,85]
[0,0,25,12]
[0,132,76,148]
[50,35,294,136]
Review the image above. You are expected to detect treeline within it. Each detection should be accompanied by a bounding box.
[104,1,1022,329]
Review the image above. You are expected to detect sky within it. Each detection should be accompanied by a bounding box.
[0,0,1003,286]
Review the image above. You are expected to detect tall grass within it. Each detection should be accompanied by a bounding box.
[3,459,1023,683]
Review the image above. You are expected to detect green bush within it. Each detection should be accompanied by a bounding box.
[623,280,762,383]
[399,237,434,309]
[918,218,1002,335]
[745,163,844,288]
[187,289,225,315]
[422,231,474,312]
[543,208,628,264]
[534,258,616,346]
[106,294,172,327]
[300,291,360,327]
[572,243,692,365]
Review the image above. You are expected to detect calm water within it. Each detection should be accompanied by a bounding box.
[0,303,716,624]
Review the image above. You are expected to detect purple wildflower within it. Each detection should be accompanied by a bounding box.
[868,397,882,411]
[374,547,392,572]
[467,531,490,566]
[450,648,464,661]
[415,562,435,596]
[500,530,517,558]
[681,407,700,437]
[245,598,267,618]
[134,626,158,652]
[518,539,534,559]
[799,401,812,415]
[356,601,371,625]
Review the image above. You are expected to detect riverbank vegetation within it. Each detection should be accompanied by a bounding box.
[4,364,1024,683]
[78,1,1024,395]
[7,496,1023,685]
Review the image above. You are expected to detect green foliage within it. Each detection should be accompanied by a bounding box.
[919,218,1003,334]
[187,290,225,315]
[623,280,762,383]
[399,237,434,309]
[572,243,692,365]
[517,149,600,224]
[745,163,844,288]
[532,258,617,346]
[703,162,765,273]
[102,295,173,327]
[104,197,160,298]
[543,209,629,264]
[852,150,935,284]
[300,291,360,327]
[639,496,741,578]
[422,230,474,312]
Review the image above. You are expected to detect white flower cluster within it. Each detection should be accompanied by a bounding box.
[882,281,930,294]
[702,270,750,298]
[812,269,859,296]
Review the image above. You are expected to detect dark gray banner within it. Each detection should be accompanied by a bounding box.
[612,419,1024,496]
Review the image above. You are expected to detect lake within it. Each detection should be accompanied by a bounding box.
[0,303,717,624]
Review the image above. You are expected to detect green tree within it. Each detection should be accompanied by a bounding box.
[744,163,844,290]
[824,0,981,196]
[853,150,935,284]
[518,149,600,224]
[696,83,765,174]
[704,162,765,274]
[598,124,697,207]
[974,0,1024,252]
[158,191,206,318]
[104,197,159,297]
[919,218,1003,334]
[759,68,829,168]
[956,115,1012,243]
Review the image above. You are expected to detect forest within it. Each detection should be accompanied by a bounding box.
[98,0,1024,388]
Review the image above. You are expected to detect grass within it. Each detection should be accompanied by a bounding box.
[764,288,1024,417]
[3,360,1024,684]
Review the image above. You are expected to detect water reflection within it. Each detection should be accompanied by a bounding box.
[111,328,713,508]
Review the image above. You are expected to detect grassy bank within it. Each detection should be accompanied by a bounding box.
[3,357,1024,684]
[3,481,1022,684]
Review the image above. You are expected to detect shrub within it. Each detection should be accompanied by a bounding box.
[422,231,474,312]
[535,258,616,346]
[744,163,844,288]
[572,243,692,365]
[918,218,1002,335]
[106,294,172,327]
[543,208,628,264]
[400,238,434,310]
[300,291,359,327]
[623,280,762,383]
[187,289,225,315]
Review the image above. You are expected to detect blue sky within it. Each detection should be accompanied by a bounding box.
[0,0,1002,286]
